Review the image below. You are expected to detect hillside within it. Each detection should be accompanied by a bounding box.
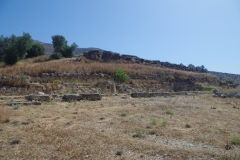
[209,71,240,82]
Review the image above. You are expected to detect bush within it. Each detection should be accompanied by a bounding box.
[50,52,62,59]
[26,43,45,58]
[4,47,19,65]
[150,117,158,125]
[114,67,129,83]
[166,109,174,115]
[231,135,240,145]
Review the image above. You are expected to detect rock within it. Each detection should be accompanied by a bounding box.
[62,94,102,101]
[202,145,207,148]
[62,94,82,101]
[186,144,193,148]
[81,94,102,101]
[236,93,240,98]
[38,92,45,95]
[131,92,171,98]
[26,94,51,101]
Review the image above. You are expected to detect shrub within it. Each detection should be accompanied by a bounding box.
[26,43,45,58]
[231,135,240,145]
[133,130,145,138]
[121,111,126,117]
[162,118,168,127]
[11,135,21,145]
[12,104,20,110]
[166,109,174,115]
[114,67,129,83]
[50,52,62,59]
[150,117,158,125]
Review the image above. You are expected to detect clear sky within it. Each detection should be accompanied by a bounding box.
[0,0,240,74]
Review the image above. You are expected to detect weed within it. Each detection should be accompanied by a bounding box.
[121,111,126,117]
[211,106,216,109]
[11,136,21,145]
[166,109,174,115]
[150,117,158,125]
[133,130,145,138]
[12,104,20,110]
[114,67,129,83]
[162,118,168,127]
[231,135,240,145]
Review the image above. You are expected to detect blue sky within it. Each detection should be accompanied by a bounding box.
[0,0,240,74]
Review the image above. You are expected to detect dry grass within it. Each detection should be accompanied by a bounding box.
[0,95,240,159]
[0,106,12,123]
[0,56,216,80]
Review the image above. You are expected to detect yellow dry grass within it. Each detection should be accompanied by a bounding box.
[0,95,239,159]
[0,56,216,80]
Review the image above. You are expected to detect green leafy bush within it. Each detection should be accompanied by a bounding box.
[166,109,174,115]
[50,52,62,59]
[114,67,128,83]
[26,43,45,58]
[231,135,240,145]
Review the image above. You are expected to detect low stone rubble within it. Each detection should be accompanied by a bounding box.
[62,94,102,101]
[213,89,240,98]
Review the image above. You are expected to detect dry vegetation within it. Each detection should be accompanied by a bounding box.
[0,95,240,159]
[0,56,216,80]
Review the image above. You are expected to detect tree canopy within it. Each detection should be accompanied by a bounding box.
[0,32,33,65]
[51,35,78,59]
[26,42,45,58]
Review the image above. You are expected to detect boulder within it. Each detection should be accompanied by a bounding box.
[62,94,82,101]
[131,92,171,98]
[26,94,51,101]
[62,94,102,101]
[81,94,102,101]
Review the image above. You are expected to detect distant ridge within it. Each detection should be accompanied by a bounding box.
[33,40,104,55]
[209,71,240,82]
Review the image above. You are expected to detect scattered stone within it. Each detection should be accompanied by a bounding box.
[115,151,122,156]
[10,136,21,145]
[26,94,50,101]
[186,144,193,148]
[38,92,45,95]
[202,145,208,148]
[225,144,231,150]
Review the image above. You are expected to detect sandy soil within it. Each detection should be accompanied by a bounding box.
[0,94,240,160]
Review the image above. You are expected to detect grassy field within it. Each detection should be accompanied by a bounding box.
[0,94,240,159]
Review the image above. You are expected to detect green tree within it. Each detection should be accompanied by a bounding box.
[61,43,78,58]
[51,35,78,58]
[51,35,67,53]
[50,52,62,59]
[0,35,10,61]
[114,67,129,83]
[16,32,33,60]
[4,47,19,65]
[26,43,45,58]
[188,64,195,69]
[0,32,33,65]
